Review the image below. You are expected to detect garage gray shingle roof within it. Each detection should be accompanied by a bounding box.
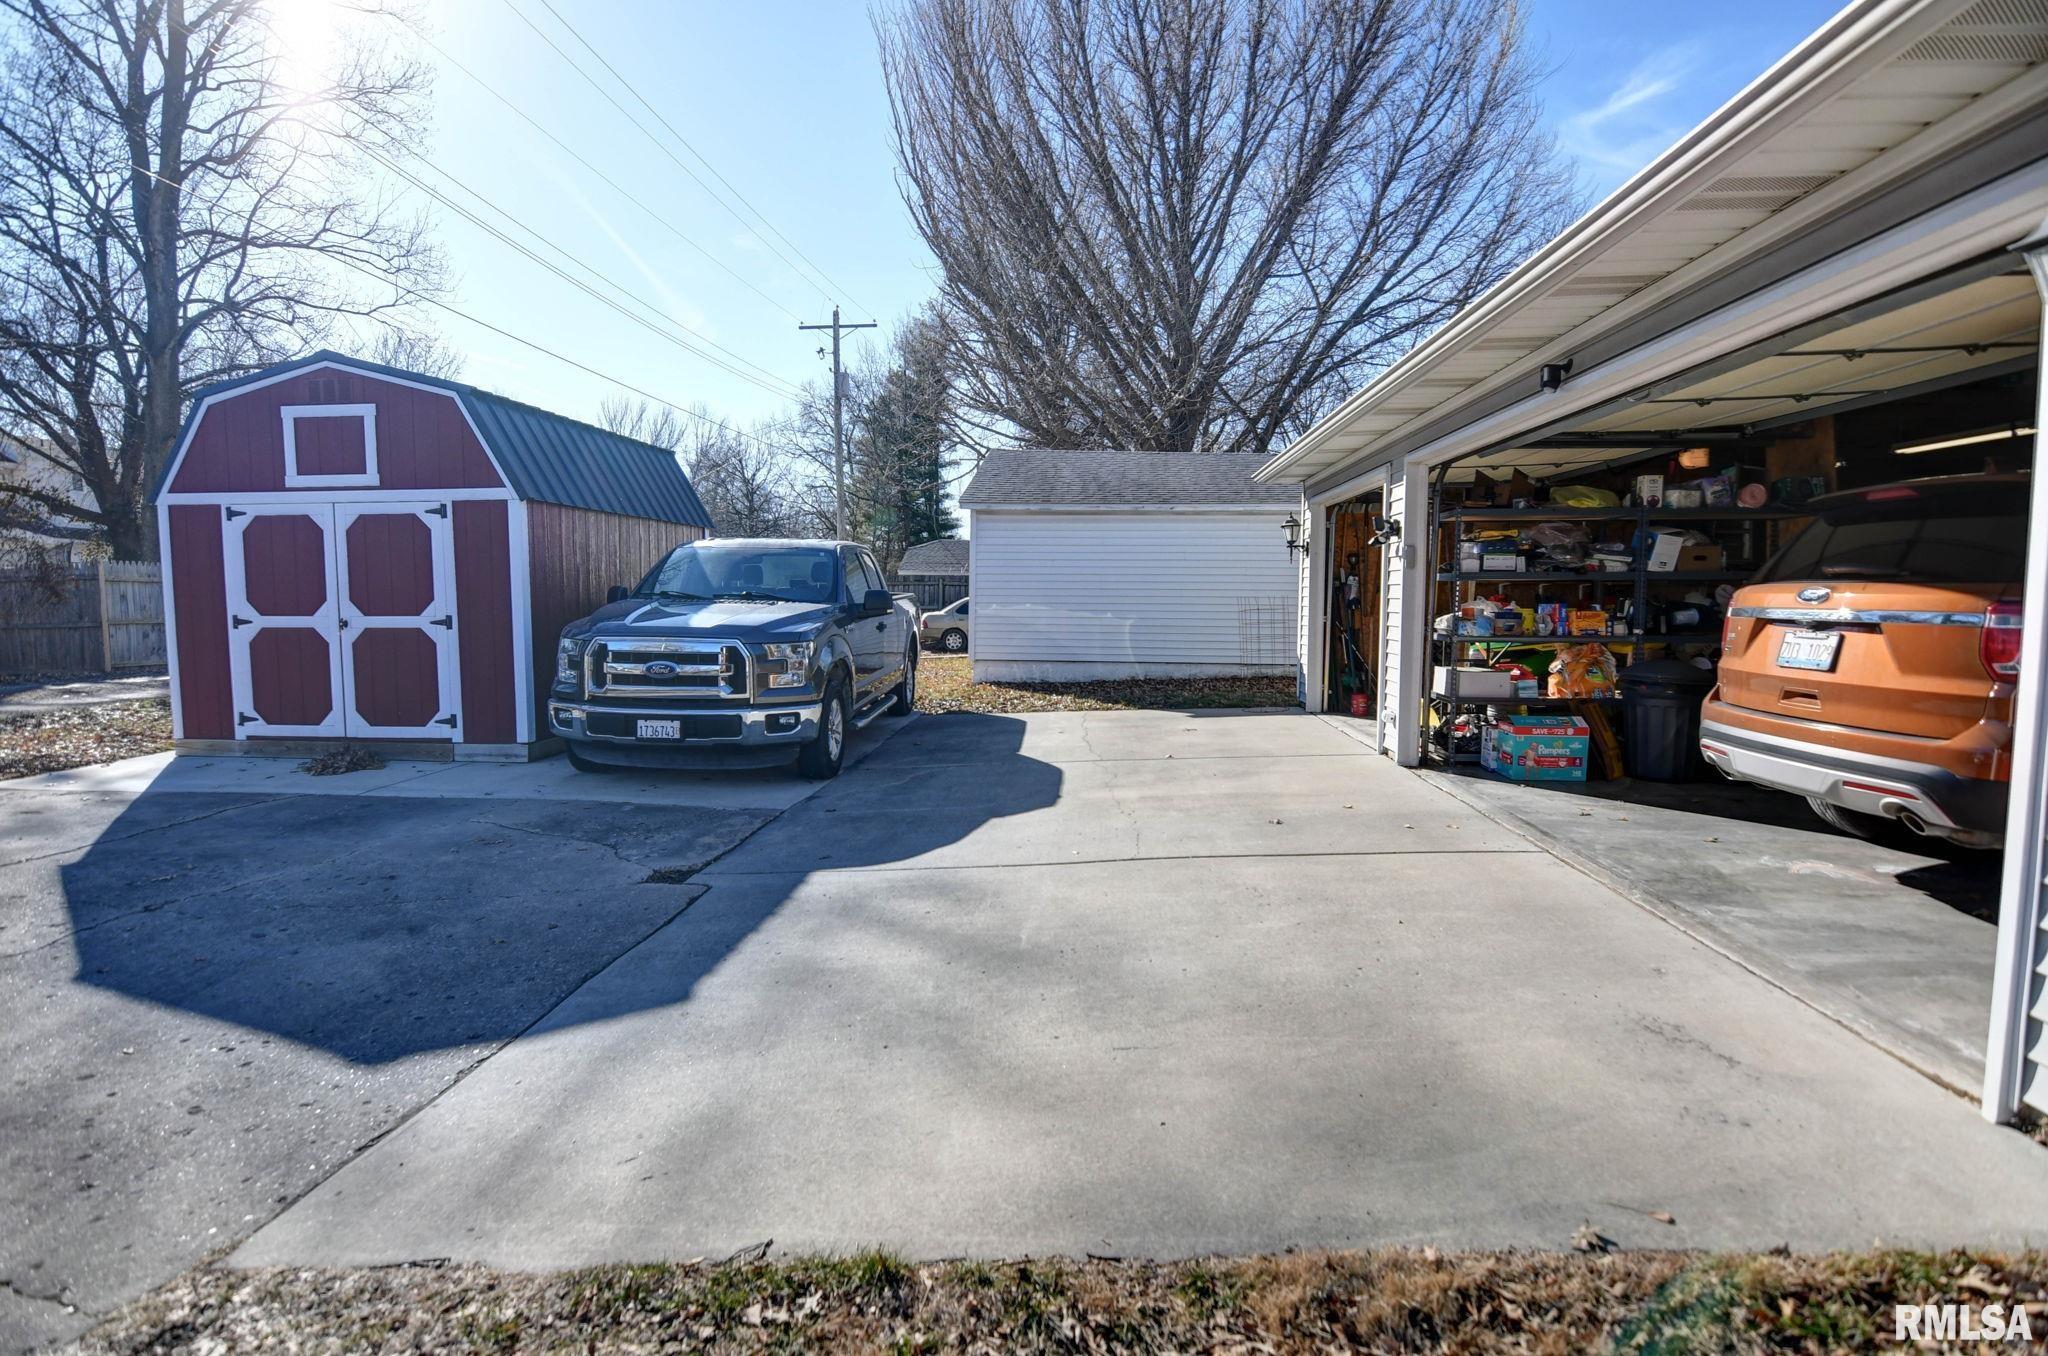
[896,538,969,576]
[959,449,1297,509]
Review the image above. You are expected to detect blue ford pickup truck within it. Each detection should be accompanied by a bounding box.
[549,539,919,778]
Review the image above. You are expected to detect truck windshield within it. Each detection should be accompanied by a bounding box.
[642,545,838,604]
[1758,484,2028,586]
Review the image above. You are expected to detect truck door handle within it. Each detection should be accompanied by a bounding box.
[874,621,886,631]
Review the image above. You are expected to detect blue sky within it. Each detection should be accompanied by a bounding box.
[348,0,1843,437]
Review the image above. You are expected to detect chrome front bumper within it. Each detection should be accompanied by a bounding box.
[548,700,822,747]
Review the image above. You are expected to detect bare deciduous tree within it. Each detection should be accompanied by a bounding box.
[600,396,808,539]
[0,0,440,557]
[879,0,1575,455]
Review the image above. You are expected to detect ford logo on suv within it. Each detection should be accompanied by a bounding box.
[1796,586,1832,603]
[644,661,681,678]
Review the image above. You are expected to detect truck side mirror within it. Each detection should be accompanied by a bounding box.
[861,589,892,617]
[606,585,629,603]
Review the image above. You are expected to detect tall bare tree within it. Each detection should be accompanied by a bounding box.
[0,0,439,557]
[600,396,807,539]
[880,0,1574,455]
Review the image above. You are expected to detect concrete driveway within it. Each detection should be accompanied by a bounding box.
[233,709,2048,1273]
[0,722,904,1353]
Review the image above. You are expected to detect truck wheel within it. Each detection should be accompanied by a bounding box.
[798,677,850,779]
[890,648,917,716]
[940,628,967,653]
[565,743,614,774]
[1805,797,1920,850]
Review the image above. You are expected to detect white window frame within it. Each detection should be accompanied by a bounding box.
[281,403,379,487]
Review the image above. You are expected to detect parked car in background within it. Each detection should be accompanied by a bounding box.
[921,597,971,653]
[1700,474,2024,849]
[550,539,919,779]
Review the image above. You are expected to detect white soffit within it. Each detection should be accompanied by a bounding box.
[1259,0,2048,486]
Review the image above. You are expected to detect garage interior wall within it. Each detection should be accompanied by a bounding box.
[970,510,1298,680]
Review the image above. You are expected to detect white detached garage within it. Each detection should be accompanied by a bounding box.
[959,450,1299,682]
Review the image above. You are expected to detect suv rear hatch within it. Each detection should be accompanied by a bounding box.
[1717,480,2023,740]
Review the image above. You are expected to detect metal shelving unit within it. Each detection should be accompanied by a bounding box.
[1425,498,1802,767]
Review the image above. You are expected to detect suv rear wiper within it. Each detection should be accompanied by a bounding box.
[1818,563,1905,578]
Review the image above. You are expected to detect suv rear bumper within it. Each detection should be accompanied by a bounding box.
[1698,705,2007,838]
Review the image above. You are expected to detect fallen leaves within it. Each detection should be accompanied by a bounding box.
[0,697,170,779]
[299,746,387,776]
[914,655,1296,714]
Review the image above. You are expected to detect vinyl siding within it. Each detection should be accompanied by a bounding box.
[968,510,1297,677]
[1378,479,1405,755]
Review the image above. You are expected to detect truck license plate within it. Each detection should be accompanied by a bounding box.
[636,719,682,740]
[1775,629,1841,672]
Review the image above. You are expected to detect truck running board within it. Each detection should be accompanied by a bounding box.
[850,692,893,731]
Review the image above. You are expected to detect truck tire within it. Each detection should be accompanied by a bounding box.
[890,647,917,716]
[1805,797,1921,850]
[798,675,850,779]
[940,628,966,653]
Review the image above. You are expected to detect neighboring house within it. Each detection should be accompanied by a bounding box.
[958,449,1298,682]
[0,432,97,551]
[893,537,968,611]
[155,350,712,758]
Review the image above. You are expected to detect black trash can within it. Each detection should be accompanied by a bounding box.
[1617,657,1716,781]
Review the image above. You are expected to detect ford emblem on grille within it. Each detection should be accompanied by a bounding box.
[1796,586,1832,603]
[644,661,681,678]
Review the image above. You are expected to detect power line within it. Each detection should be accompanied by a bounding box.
[496,0,865,317]
[363,141,804,399]
[413,28,806,325]
[528,0,875,320]
[332,257,808,461]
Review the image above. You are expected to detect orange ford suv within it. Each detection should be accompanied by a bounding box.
[1700,474,2023,849]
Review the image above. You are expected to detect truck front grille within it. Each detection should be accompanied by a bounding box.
[587,638,750,699]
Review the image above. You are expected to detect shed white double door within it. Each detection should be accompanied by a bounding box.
[222,501,461,738]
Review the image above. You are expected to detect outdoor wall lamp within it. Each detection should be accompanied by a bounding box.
[1370,514,1401,545]
[1538,358,1573,392]
[1283,513,1308,555]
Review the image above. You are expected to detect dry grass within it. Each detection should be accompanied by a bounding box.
[68,1247,2048,1354]
[0,697,171,779]
[915,654,1296,715]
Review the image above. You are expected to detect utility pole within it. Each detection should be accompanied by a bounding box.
[800,306,876,540]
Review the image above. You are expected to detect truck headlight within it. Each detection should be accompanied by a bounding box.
[758,641,813,688]
[556,635,589,686]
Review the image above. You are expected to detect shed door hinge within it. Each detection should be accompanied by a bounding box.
[231,614,251,628]
[425,504,449,518]
[431,615,453,629]
[224,507,246,520]
[237,712,256,725]
[435,713,457,728]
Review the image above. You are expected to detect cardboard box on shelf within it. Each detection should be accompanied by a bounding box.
[1433,666,1516,699]
[1482,715,1590,782]
[1676,543,1725,571]
[1568,609,1610,637]
[1634,474,1663,507]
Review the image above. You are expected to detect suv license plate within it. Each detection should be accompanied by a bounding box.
[636,719,682,740]
[1776,629,1841,672]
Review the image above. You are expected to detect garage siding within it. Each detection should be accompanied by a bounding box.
[968,510,1297,680]
[1378,478,1405,755]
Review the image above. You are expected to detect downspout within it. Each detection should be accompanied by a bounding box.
[1984,219,2048,1124]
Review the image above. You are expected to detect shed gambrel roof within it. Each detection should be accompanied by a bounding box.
[896,539,969,576]
[157,351,713,529]
[959,449,1296,509]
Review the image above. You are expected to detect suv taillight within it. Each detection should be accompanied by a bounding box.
[1981,599,2022,679]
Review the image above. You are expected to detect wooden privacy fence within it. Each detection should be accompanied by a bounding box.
[892,576,966,612]
[0,559,165,675]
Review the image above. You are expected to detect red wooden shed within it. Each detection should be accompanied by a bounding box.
[155,352,713,758]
